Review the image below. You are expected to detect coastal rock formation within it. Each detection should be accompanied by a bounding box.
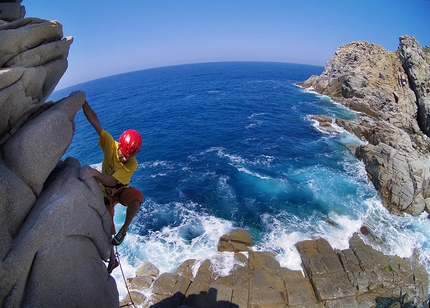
[1,3,429,307]
[399,36,430,136]
[0,7,119,308]
[121,230,428,307]
[299,37,430,216]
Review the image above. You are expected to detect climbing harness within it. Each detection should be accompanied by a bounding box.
[116,247,137,308]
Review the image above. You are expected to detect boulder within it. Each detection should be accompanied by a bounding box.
[217,229,252,252]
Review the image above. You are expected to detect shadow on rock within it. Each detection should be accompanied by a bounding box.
[151,288,239,308]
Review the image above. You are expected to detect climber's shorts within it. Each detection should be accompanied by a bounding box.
[104,186,144,235]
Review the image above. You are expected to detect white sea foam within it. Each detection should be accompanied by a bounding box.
[237,167,270,180]
[209,252,246,279]
[110,197,323,300]
[210,147,246,165]
[248,112,267,119]
[308,116,346,135]
[140,160,173,169]
[360,198,430,261]
[256,209,364,273]
[113,202,235,288]
[150,173,167,178]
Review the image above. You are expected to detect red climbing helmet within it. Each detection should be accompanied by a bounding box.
[118,129,142,157]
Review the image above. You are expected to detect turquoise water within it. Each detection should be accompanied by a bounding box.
[51,62,430,297]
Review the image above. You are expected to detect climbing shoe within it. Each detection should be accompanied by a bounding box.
[107,259,118,274]
[112,228,127,246]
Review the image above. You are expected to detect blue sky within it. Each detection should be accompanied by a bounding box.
[25,0,430,90]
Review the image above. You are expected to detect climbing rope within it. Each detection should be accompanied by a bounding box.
[116,247,137,308]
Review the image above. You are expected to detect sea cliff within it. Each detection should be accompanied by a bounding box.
[0,1,429,307]
[298,37,430,217]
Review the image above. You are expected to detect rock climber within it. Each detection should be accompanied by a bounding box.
[79,100,144,274]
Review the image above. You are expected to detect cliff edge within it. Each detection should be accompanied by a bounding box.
[0,2,118,307]
[299,36,430,217]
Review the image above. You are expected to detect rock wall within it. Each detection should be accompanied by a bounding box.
[0,3,119,307]
[299,37,430,216]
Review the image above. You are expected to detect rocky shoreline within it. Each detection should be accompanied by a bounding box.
[298,37,430,218]
[120,229,428,307]
[1,1,430,307]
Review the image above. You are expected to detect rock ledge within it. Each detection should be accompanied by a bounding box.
[120,229,428,308]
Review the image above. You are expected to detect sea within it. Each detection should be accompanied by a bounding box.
[50,62,430,298]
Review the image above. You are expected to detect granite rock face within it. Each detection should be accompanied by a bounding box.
[0,6,118,308]
[0,1,25,22]
[300,36,430,216]
[399,36,430,136]
[121,230,429,307]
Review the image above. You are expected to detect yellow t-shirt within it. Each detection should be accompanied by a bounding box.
[98,130,138,190]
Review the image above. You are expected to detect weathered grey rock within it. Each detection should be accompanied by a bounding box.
[121,291,147,307]
[356,142,430,215]
[183,259,212,306]
[248,250,289,307]
[0,2,25,22]
[3,90,85,196]
[300,40,418,132]
[0,9,119,306]
[334,116,430,216]
[0,18,64,67]
[284,274,318,307]
[300,36,430,216]
[399,35,430,136]
[5,36,72,68]
[0,157,117,307]
[130,276,154,290]
[0,18,72,141]
[345,233,428,304]
[0,159,35,253]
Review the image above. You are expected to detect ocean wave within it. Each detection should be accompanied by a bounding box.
[248,112,267,118]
